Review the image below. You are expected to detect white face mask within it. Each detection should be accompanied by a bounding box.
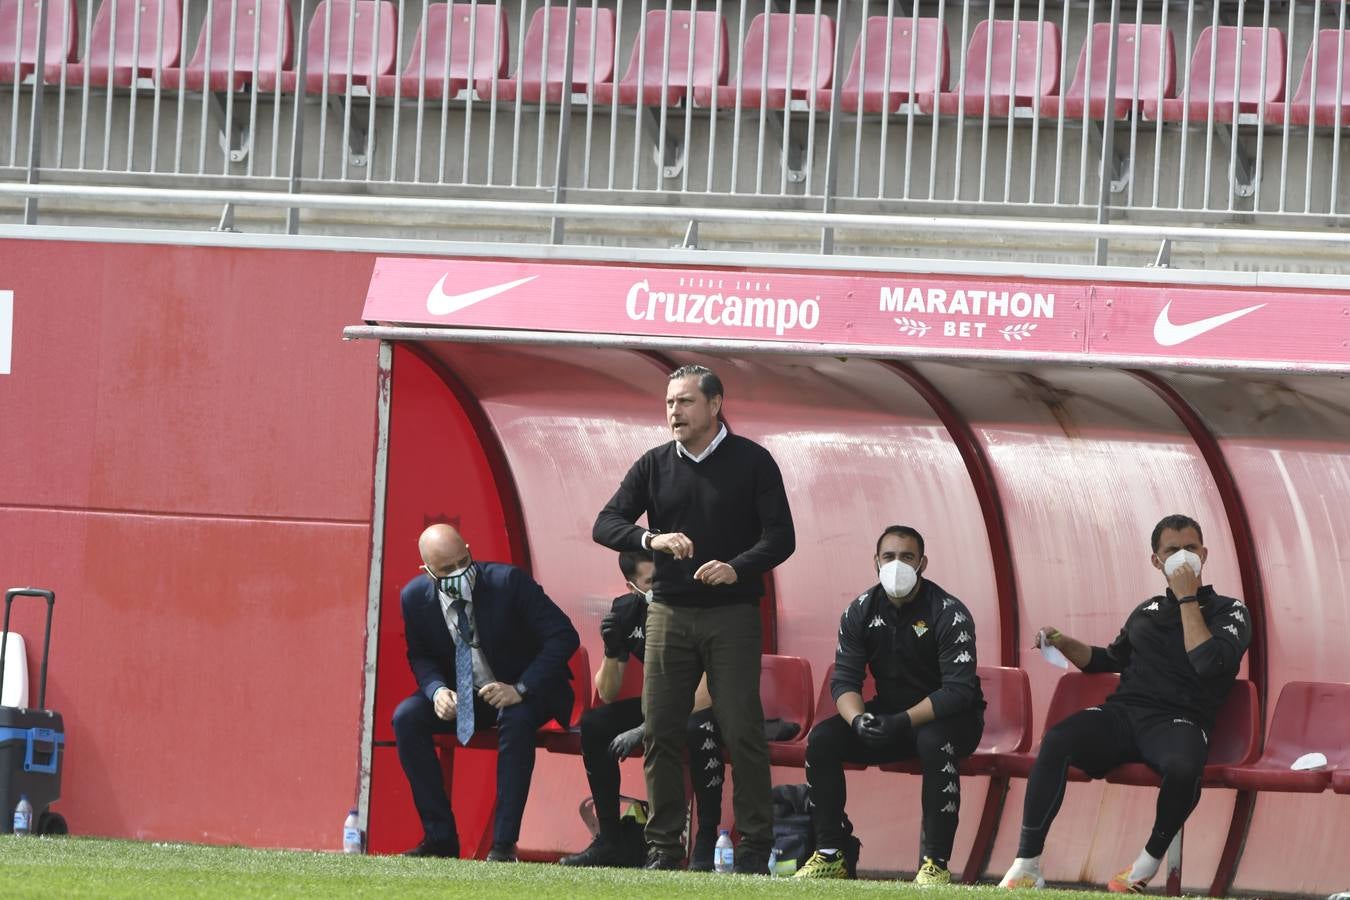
[629,582,654,604]
[879,560,919,600]
[1162,548,1202,580]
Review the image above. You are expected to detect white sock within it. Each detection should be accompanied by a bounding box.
[816,848,838,855]
[1013,856,1042,872]
[1127,849,1161,883]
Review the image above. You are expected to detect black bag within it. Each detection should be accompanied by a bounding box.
[578,794,649,868]
[770,783,861,877]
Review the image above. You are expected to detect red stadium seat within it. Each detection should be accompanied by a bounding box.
[692,12,834,111]
[1334,767,1350,795]
[881,666,1033,776]
[372,2,507,101]
[63,0,182,87]
[1264,30,1350,127]
[1105,678,1260,786]
[593,10,727,107]
[1224,681,1350,793]
[989,671,1116,779]
[760,653,814,744]
[159,0,294,93]
[0,0,78,82]
[770,662,872,769]
[485,5,614,104]
[276,0,396,95]
[815,15,948,115]
[925,19,1060,118]
[1039,22,1176,120]
[1143,26,1285,123]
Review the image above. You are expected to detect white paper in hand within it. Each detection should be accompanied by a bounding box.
[1291,752,1328,771]
[1038,630,1070,669]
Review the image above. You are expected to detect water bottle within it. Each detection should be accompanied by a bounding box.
[767,846,781,876]
[13,795,33,836]
[342,807,362,854]
[713,829,734,873]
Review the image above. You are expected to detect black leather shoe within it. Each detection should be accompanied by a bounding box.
[401,838,458,858]
[688,831,717,872]
[643,848,685,871]
[486,842,518,862]
[559,835,626,868]
[733,846,771,875]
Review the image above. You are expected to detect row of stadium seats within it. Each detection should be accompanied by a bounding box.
[434,646,1350,883]
[6,1,1350,127]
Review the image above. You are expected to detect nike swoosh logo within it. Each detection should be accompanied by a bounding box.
[425,274,538,316]
[1153,300,1266,347]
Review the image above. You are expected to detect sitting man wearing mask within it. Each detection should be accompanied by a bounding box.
[560,551,727,870]
[393,523,580,862]
[1000,514,1251,893]
[795,525,985,884]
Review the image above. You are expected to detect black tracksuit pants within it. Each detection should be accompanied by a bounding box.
[579,697,724,843]
[1018,701,1210,859]
[805,702,984,866]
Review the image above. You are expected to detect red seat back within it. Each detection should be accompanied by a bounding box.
[0,0,78,67]
[1181,25,1285,109]
[760,654,813,735]
[306,0,397,81]
[1259,681,1350,769]
[515,5,614,92]
[976,665,1033,753]
[83,0,182,72]
[399,2,507,83]
[186,0,293,79]
[841,15,948,98]
[959,18,1060,103]
[592,654,644,706]
[1063,22,1175,103]
[736,12,834,94]
[618,10,727,93]
[1209,678,1260,766]
[1289,29,1350,106]
[561,645,590,728]
[1042,671,1118,730]
[815,662,876,727]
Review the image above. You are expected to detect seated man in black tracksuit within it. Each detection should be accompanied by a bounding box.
[795,525,985,884]
[1000,514,1252,893]
[559,551,726,870]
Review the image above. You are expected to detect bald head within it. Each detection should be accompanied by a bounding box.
[419,524,470,576]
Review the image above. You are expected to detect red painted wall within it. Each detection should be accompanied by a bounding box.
[0,238,378,848]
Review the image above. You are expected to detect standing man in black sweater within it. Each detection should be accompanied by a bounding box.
[795,525,985,884]
[999,514,1251,893]
[593,364,796,874]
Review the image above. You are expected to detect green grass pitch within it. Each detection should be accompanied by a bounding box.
[0,836,1158,898]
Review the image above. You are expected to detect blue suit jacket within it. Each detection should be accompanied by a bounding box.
[400,562,580,728]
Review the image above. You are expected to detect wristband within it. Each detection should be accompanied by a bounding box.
[1178,595,1199,604]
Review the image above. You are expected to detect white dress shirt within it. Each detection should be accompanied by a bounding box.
[438,584,496,690]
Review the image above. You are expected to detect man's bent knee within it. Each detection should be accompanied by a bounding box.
[393,695,433,741]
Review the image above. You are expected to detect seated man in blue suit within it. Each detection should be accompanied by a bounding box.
[394,523,580,861]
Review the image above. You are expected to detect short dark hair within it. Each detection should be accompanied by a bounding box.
[875,525,925,558]
[669,364,724,401]
[618,550,651,582]
[1151,515,1203,552]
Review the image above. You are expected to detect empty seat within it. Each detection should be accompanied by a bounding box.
[815,14,947,114]
[760,654,814,744]
[65,0,183,87]
[159,0,293,92]
[1264,29,1350,127]
[926,18,1060,117]
[1144,25,1285,122]
[1040,22,1176,120]
[692,12,834,111]
[276,0,396,95]
[486,6,614,104]
[373,2,506,100]
[1224,681,1350,792]
[880,666,1033,776]
[592,10,727,107]
[0,0,79,82]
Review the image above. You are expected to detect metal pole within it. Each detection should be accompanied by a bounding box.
[550,0,580,244]
[1094,0,1122,266]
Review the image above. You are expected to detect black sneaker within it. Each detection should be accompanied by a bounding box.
[401,837,458,858]
[486,842,518,862]
[733,846,772,876]
[643,848,685,871]
[559,835,626,868]
[689,830,717,872]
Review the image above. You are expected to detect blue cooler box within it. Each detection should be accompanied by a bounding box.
[0,588,67,835]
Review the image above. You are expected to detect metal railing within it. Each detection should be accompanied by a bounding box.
[2,0,1350,238]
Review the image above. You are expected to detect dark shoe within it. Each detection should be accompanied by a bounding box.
[643,848,685,871]
[688,830,717,872]
[486,842,518,862]
[559,835,626,868]
[733,846,772,876]
[402,838,458,858]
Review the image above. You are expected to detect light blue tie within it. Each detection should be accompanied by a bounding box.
[452,598,475,745]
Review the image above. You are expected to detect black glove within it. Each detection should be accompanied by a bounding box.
[852,711,911,747]
[609,724,644,760]
[600,612,629,661]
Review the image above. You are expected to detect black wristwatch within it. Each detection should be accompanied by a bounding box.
[514,681,529,697]
[1178,595,1199,604]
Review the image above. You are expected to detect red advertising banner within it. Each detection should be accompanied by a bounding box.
[363,258,1350,371]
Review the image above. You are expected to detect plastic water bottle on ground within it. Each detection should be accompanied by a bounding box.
[342,808,362,854]
[13,795,33,836]
[713,829,734,873]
